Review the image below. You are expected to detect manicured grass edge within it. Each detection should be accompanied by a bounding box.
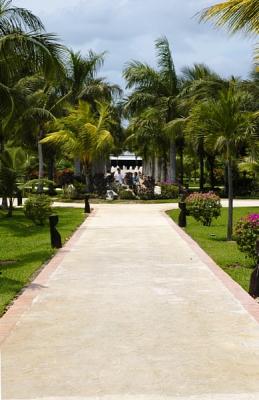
[166,208,255,293]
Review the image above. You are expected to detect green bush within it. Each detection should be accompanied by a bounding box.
[185,191,221,226]
[24,195,53,225]
[235,213,259,261]
[137,186,154,200]
[119,189,136,200]
[159,183,179,199]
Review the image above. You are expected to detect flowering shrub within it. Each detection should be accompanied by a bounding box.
[185,191,221,226]
[235,214,259,260]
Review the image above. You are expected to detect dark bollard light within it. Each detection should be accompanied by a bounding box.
[84,195,91,214]
[49,215,62,249]
[178,201,187,228]
[249,239,259,298]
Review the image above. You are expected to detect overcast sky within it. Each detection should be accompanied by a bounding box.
[15,0,255,89]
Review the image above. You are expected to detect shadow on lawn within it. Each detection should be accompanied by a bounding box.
[0,276,24,293]
[0,250,54,275]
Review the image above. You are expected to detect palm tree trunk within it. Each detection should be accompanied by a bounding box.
[74,159,81,177]
[38,130,44,179]
[7,197,13,217]
[179,145,184,185]
[48,156,55,181]
[0,135,7,209]
[151,156,155,178]
[154,157,160,182]
[162,157,167,182]
[207,155,215,189]
[168,139,177,183]
[199,154,204,191]
[227,157,233,241]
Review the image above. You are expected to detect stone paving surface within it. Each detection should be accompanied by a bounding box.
[2,204,259,400]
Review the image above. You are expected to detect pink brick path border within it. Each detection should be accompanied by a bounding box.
[163,211,259,324]
[0,210,96,347]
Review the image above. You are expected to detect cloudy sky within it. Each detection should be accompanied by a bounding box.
[15,0,255,88]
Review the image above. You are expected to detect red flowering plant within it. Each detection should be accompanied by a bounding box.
[185,191,221,226]
[235,214,259,261]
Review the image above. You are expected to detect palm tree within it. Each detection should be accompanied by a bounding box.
[41,101,115,189]
[123,36,180,182]
[199,0,259,66]
[0,0,66,123]
[0,146,29,216]
[186,84,258,240]
[65,50,122,176]
[179,64,228,190]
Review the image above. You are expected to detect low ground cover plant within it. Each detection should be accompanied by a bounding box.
[186,191,221,226]
[235,213,259,261]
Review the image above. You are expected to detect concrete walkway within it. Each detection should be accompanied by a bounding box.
[2,204,259,399]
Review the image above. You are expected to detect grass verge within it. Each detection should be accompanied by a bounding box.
[0,207,85,316]
[167,207,259,292]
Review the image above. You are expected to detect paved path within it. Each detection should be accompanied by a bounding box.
[3,197,259,209]
[2,204,259,400]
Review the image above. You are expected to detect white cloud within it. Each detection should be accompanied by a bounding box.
[14,0,255,88]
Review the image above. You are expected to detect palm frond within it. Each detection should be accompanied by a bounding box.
[199,0,259,35]
[155,36,178,94]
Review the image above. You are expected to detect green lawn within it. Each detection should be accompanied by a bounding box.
[0,207,85,315]
[167,207,258,292]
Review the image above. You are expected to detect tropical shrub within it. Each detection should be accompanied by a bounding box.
[24,195,53,225]
[235,214,259,261]
[119,189,136,200]
[159,183,179,199]
[186,191,221,226]
[137,186,154,200]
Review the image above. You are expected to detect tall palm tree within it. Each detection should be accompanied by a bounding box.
[179,64,228,190]
[186,84,258,240]
[199,0,259,66]
[123,36,180,182]
[65,50,122,176]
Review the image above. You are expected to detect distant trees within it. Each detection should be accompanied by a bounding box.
[0,0,123,208]
[123,37,180,183]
